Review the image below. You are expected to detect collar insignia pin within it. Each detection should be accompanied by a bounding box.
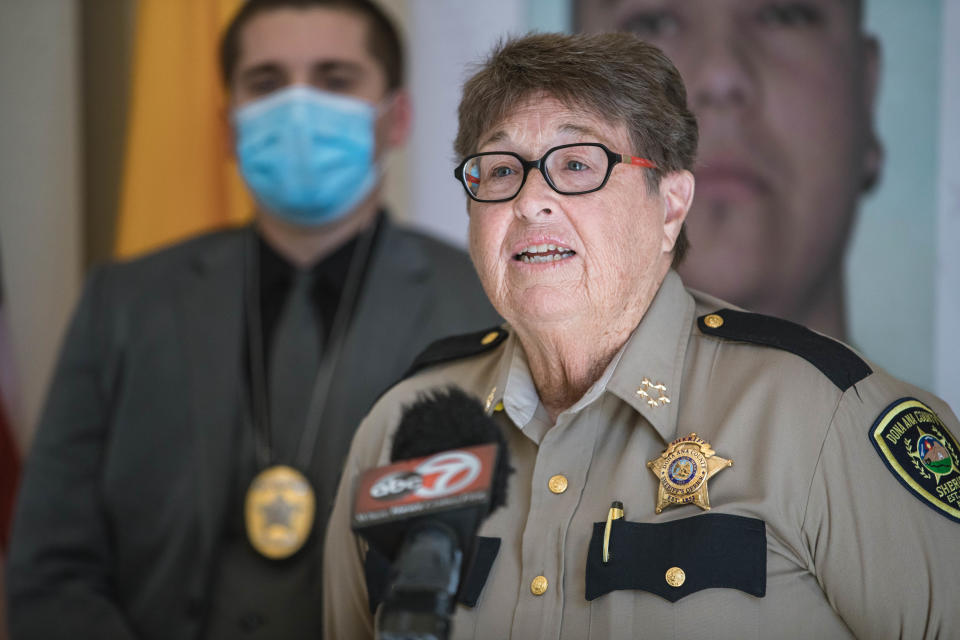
[647,433,733,514]
[637,377,670,408]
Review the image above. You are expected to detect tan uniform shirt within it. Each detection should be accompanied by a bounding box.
[324,271,960,640]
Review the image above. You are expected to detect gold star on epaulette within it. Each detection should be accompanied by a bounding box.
[647,433,732,514]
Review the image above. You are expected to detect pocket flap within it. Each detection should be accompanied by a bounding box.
[585,513,765,603]
[457,536,501,607]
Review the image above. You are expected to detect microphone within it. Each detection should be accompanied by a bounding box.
[351,387,511,640]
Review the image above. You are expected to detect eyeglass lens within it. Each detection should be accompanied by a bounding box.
[463,144,610,201]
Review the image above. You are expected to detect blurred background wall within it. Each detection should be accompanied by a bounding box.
[0,1,83,453]
[846,1,940,397]
[937,0,960,419]
[0,0,957,455]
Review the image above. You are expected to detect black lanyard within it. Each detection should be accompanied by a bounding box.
[241,220,378,471]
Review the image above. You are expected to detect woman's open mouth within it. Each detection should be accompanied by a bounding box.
[514,243,576,264]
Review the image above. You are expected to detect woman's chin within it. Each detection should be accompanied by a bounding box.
[501,287,585,332]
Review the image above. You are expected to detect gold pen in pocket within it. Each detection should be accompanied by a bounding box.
[602,500,624,564]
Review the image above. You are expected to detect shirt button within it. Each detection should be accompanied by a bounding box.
[530,575,549,595]
[480,330,500,345]
[704,313,724,328]
[665,566,686,587]
[548,474,568,494]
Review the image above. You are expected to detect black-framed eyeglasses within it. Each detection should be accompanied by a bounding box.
[453,142,657,203]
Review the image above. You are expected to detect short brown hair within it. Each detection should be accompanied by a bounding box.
[454,32,697,264]
[219,0,404,91]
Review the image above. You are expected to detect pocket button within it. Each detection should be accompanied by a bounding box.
[665,566,686,587]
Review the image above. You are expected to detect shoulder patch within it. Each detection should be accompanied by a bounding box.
[403,326,508,379]
[869,397,960,523]
[697,309,871,391]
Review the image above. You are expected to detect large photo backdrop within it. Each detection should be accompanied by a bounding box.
[402,0,956,409]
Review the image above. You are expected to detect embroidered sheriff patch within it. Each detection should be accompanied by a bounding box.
[869,397,960,523]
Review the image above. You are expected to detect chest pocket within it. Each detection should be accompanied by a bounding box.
[585,513,766,603]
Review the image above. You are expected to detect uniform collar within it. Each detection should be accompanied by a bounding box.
[489,270,693,445]
[606,269,695,443]
[499,337,536,427]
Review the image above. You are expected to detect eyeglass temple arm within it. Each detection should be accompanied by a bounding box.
[621,154,656,169]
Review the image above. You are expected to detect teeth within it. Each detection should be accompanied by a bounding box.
[515,242,575,263]
[520,252,574,264]
[522,243,562,254]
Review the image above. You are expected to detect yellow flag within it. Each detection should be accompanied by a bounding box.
[115,0,252,259]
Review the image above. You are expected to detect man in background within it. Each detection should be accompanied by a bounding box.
[579,0,881,340]
[6,1,498,638]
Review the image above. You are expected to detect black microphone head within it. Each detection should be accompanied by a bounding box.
[391,386,511,513]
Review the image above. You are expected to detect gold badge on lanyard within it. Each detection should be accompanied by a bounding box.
[647,433,732,514]
[244,465,316,559]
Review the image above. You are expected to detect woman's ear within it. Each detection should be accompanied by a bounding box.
[659,170,695,253]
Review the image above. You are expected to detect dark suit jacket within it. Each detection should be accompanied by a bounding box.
[6,219,500,639]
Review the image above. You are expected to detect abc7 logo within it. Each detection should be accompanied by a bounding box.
[370,451,481,501]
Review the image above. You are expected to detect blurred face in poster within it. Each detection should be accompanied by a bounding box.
[578,0,881,338]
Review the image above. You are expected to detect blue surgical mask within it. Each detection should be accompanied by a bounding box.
[233,86,379,226]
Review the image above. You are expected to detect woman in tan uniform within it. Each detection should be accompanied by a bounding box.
[324,32,960,640]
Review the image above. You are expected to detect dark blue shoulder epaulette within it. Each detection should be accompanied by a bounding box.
[697,309,871,391]
[403,326,509,379]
